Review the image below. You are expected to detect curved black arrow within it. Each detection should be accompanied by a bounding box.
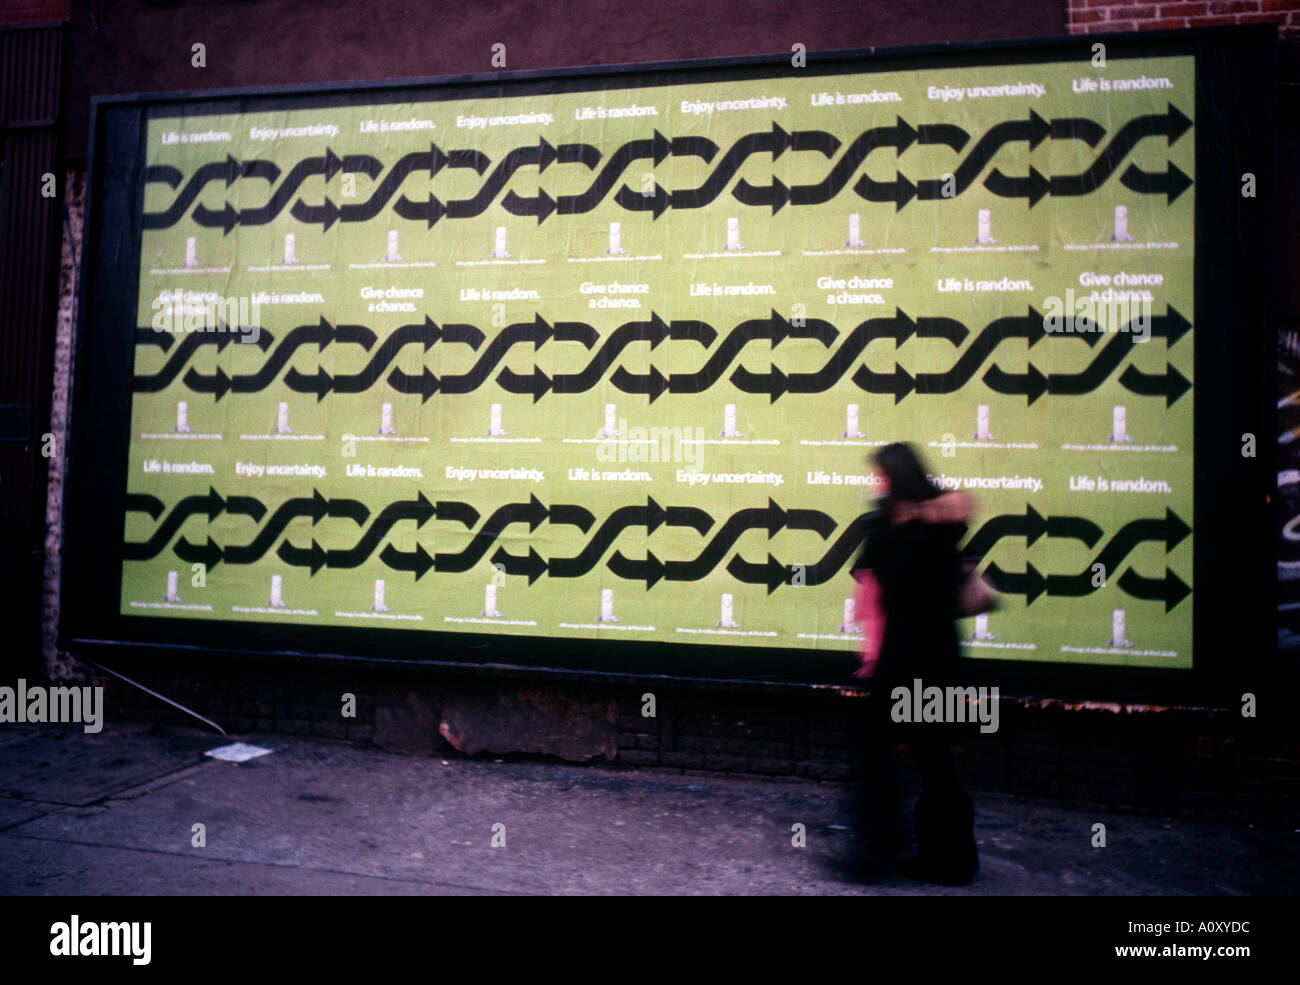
[340,144,447,223]
[1117,566,1191,611]
[325,493,435,569]
[330,317,441,395]
[790,118,916,207]
[379,542,434,580]
[553,315,671,394]
[1049,104,1191,197]
[141,155,242,230]
[558,131,670,215]
[221,491,332,565]
[670,123,789,210]
[1045,509,1191,597]
[964,504,1046,559]
[440,316,551,395]
[914,307,1045,395]
[490,545,547,585]
[446,138,557,219]
[549,497,667,578]
[917,111,1049,200]
[1118,363,1191,406]
[133,333,233,392]
[237,149,343,226]
[670,311,790,395]
[230,318,335,394]
[122,487,225,560]
[662,499,786,581]
[434,495,548,573]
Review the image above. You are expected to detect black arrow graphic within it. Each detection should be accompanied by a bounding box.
[964,504,1047,559]
[440,315,551,395]
[554,315,671,394]
[132,333,233,392]
[122,487,225,560]
[662,499,786,582]
[914,307,1045,396]
[1117,566,1191,611]
[670,123,790,210]
[237,149,343,226]
[670,311,790,395]
[325,493,435,569]
[984,561,1047,604]
[379,542,434,580]
[791,118,916,207]
[141,155,242,230]
[558,131,671,215]
[446,138,557,219]
[230,318,335,394]
[1118,363,1192,406]
[434,495,548,573]
[1049,104,1191,197]
[1045,509,1191,597]
[549,498,667,578]
[330,317,441,395]
[917,111,1049,200]
[1119,161,1193,204]
[221,491,332,565]
[490,545,547,585]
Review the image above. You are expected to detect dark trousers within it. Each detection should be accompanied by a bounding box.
[851,685,966,864]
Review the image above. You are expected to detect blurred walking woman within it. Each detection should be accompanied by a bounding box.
[849,441,979,885]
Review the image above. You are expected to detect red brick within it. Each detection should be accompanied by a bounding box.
[1072,8,1110,21]
[1187,13,1244,20]
[1160,2,1208,13]
[1209,0,1261,11]
[1143,17,1196,26]
[1262,0,1300,8]
[1127,4,1160,15]
[1238,11,1286,19]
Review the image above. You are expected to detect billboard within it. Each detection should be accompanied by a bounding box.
[65,31,1276,693]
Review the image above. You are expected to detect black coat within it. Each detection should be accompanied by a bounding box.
[851,507,967,688]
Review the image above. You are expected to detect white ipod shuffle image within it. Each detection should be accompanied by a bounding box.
[164,570,183,603]
[598,403,620,438]
[491,226,511,258]
[607,221,627,255]
[724,217,744,251]
[1109,405,1133,443]
[372,579,390,613]
[273,401,292,434]
[720,403,743,438]
[1108,609,1133,647]
[481,584,503,618]
[384,229,403,262]
[184,236,198,268]
[717,593,740,628]
[843,403,864,439]
[174,400,191,434]
[379,402,397,436]
[268,574,286,608]
[1110,205,1135,243]
[972,612,995,640]
[598,588,619,623]
[974,208,996,245]
[973,404,995,441]
[840,598,856,634]
[283,233,299,265]
[845,212,866,249]
[487,402,508,436]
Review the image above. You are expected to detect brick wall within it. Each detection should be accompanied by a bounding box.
[0,0,69,25]
[1066,0,1300,36]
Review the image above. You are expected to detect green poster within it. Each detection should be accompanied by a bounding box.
[123,53,1195,670]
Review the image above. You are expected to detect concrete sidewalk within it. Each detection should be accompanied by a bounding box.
[0,721,1295,895]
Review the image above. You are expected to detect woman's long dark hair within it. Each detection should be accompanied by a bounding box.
[873,441,941,512]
